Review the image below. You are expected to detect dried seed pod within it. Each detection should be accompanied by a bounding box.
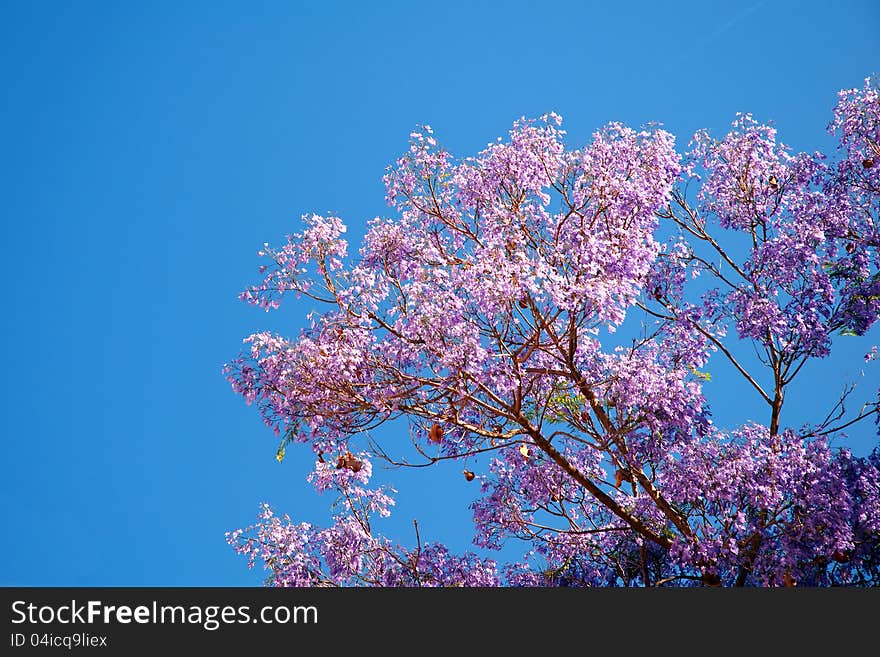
[518,297,529,309]
[614,468,633,489]
[463,470,476,481]
[863,158,875,169]
[334,451,363,473]
[845,242,856,253]
[519,444,531,459]
[768,175,779,189]
[428,423,443,443]
[832,550,851,564]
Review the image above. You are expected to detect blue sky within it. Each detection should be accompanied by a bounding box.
[1,0,878,585]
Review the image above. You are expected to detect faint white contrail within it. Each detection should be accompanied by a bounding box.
[705,0,769,42]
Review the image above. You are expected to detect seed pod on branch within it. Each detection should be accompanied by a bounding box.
[832,550,851,564]
[336,451,363,472]
[463,470,475,481]
[428,423,443,443]
[614,468,633,489]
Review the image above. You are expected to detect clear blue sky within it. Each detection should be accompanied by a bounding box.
[2,0,878,585]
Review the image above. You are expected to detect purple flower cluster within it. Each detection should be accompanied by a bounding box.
[228,458,499,587]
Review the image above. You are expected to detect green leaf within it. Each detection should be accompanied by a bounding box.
[274,423,300,463]
[689,366,712,382]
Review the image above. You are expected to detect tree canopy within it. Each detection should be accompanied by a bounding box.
[226,78,880,587]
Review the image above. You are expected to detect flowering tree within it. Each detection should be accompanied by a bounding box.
[225,78,880,587]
